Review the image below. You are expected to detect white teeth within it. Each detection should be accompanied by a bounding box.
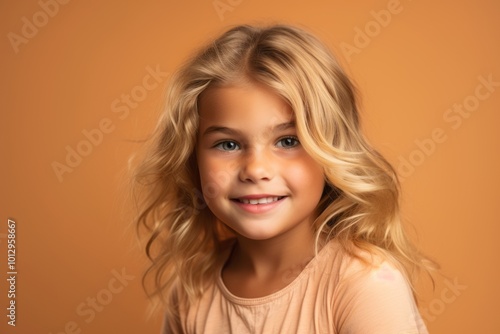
[239,197,280,204]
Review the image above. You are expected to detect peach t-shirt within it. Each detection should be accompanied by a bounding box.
[162,239,428,333]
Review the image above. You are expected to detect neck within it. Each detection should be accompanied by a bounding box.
[228,222,317,279]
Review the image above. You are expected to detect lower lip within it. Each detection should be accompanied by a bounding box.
[232,197,286,214]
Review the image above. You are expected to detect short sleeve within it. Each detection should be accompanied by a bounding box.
[333,261,428,334]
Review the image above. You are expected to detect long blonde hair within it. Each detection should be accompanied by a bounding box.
[131,23,436,316]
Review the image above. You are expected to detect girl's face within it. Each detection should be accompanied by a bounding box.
[196,82,325,241]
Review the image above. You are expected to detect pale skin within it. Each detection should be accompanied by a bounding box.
[196,81,326,298]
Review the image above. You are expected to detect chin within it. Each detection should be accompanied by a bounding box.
[234,227,283,241]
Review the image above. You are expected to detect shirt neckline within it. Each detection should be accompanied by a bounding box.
[216,239,335,306]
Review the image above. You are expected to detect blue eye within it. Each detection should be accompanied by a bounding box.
[276,136,299,148]
[215,141,240,151]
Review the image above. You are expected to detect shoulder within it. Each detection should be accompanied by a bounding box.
[328,241,428,333]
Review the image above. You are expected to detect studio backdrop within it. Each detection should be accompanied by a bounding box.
[1,1,499,333]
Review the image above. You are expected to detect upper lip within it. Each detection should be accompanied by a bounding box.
[232,194,284,199]
[232,194,286,205]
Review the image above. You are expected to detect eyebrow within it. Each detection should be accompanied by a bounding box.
[201,121,296,137]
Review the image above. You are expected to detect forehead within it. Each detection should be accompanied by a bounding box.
[197,82,294,131]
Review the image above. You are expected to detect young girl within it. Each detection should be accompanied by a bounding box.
[132,24,436,333]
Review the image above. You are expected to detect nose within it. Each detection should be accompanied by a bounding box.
[238,148,275,183]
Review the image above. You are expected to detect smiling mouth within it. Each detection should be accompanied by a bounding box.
[233,196,286,205]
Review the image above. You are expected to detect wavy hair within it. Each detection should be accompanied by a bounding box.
[131,24,436,317]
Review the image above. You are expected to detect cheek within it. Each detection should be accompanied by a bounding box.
[285,159,325,197]
[197,155,235,199]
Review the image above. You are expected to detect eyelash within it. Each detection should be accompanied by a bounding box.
[276,136,300,148]
[214,141,239,151]
[213,136,300,151]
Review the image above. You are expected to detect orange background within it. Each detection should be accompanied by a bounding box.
[1,0,499,333]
